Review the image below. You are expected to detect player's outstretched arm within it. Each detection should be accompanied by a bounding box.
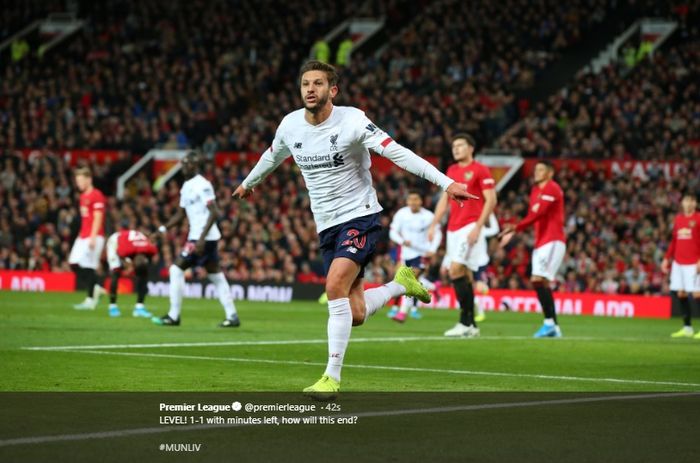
[234,130,291,199]
[359,117,478,201]
[380,140,479,200]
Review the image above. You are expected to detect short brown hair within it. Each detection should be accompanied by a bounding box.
[299,60,339,87]
[452,133,476,149]
[74,166,92,178]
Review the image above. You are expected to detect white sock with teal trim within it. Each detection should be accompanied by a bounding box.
[208,272,237,319]
[325,298,352,382]
[168,264,184,320]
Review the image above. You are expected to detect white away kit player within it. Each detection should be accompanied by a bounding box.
[233,60,477,399]
[152,151,240,328]
[387,191,442,322]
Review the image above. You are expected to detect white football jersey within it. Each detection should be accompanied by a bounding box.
[389,207,441,261]
[180,174,221,241]
[242,106,453,232]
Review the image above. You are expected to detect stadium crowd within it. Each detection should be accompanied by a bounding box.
[0,0,378,153]
[497,22,700,160]
[1,0,619,157]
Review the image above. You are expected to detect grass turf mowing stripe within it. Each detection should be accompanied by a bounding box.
[1,392,697,447]
[49,349,700,389]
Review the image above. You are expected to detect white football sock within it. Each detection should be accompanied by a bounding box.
[399,296,413,315]
[168,264,184,320]
[544,318,555,326]
[418,276,436,291]
[325,298,352,382]
[364,283,405,321]
[384,281,406,297]
[208,272,237,319]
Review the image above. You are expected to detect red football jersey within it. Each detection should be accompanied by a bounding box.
[665,212,700,265]
[79,188,106,238]
[446,161,495,231]
[515,180,566,248]
[117,230,158,258]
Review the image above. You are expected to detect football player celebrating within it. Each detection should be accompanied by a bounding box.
[234,60,477,399]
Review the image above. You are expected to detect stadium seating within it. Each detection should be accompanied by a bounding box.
[1,0,621,155]
[496,31,700,160]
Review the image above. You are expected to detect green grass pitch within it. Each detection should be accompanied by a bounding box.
[1,291,699,392]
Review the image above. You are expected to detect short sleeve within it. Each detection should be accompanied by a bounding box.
[93,191,105,210]
[199,180,216,205]
[479,165,495,190]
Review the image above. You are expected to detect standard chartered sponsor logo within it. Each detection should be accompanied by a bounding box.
[294,153,343,170]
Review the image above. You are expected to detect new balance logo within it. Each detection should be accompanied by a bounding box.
[294,142,302,149]
[365,123,377,133]
[333,153,344,167]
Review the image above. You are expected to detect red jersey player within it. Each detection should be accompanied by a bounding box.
[429,133,497,338]
[662,193,700,339]
[106,226,158,318]
[69,166,107,310]
[499,160,566,338]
